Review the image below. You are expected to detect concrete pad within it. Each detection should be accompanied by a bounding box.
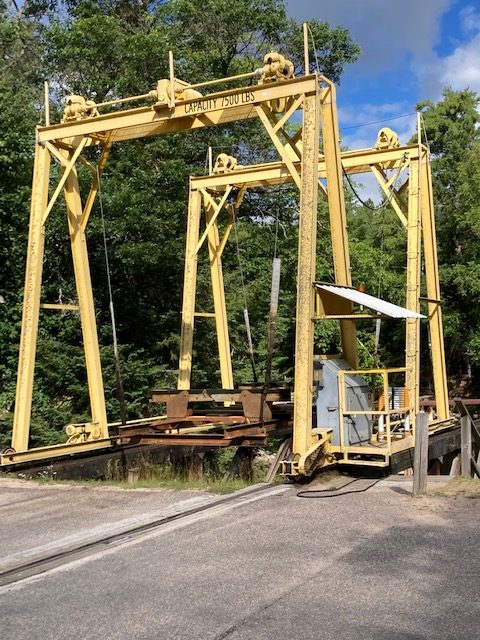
[0,478,210,557]
[1,476,479,639]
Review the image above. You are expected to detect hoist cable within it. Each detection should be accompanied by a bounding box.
[419,112,431,150]
[260,206,282,426]
[343,168,389,211]
[341,112,416,132]
[307,23,321,74]
[343,159,405,212]
[374,212,386,360]
[96,166,127,426]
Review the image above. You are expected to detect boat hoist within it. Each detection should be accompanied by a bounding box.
[1,41,453,476]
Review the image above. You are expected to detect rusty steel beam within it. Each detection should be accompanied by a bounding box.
[123,433,267,447]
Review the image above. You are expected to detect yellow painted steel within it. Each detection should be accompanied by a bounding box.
[319,79,358,369]
[178,185,202,389]
[37,77,318,144]
[405,159,421,423]
[80,136,113,231]
[63,150,108,439]
[204,196,234,391]
[190,145,421,191]
[11,141,51,452]
[41,139,88,225]
[420,154,449,420]
[370,164,408,227]
[185,143,449,474]
[5,53,450,473]
[291,88,320,458]
[1,439,115,465]
[255,104,302,189]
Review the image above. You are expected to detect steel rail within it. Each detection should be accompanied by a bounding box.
[0,483,283,588]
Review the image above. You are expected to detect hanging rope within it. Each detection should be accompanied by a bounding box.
[96,166,127,425]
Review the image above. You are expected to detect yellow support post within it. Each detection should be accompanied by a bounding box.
[11,141,51,452]
[420,153,449,420]
[6,60,450,472]
[292,85,320,458]
[204,198,234,390]
[319,79,358,368]
[405,159,421,418]
[178,185,202,389]
[63,152,108,439]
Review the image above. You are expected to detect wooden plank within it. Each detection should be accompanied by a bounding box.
[413,412,429,495]
[390,424,460,473]
[471,456,480,478]
[265,438,292,483]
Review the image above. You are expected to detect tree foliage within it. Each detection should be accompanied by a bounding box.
[1,0,478,452]
[416,89,480,383]
[0,0,360,446]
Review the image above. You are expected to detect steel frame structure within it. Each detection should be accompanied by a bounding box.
[1,63,450,473]
[179,140,450,473]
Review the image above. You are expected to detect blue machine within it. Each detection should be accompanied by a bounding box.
[314,358,372,446]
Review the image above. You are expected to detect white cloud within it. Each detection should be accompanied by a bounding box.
[418,26,480,98]
[460,5,480,32]
[437,33,480,93]
[338,103,417,150]
[334,102,418,204]
[287,0,453,74]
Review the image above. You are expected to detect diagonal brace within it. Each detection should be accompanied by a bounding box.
[371,165,408,227]
[41,138,88,225]
[81,137,113,230]
[196,187,232,253]
[256,105,302,189]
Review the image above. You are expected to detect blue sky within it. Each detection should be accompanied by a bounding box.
[286,0,480,153]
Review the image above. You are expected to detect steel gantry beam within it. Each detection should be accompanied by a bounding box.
[5,71,320,463]
[182,141,450,473]
[3,52,450,473]
[36,77,318,145]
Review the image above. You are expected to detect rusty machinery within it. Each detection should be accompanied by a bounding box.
[1,37,453,476]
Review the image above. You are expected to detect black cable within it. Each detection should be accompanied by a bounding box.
[296,477,382,498]
[340,111,416,132]
[343,168,389,211]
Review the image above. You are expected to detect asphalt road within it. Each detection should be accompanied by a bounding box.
[1,476,479,639]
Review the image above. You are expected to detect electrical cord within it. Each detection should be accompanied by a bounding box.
[296,477,382,498]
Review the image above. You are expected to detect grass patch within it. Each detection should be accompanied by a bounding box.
[104,476,253,494]
[429,477,480,498]
[7,448,278,494]
[22,475,254,494]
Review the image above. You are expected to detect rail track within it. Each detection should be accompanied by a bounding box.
[0,482,287,589]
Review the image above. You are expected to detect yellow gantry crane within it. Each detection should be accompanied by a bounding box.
[1,40,452,476]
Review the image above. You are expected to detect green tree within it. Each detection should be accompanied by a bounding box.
[416,89,480,387]
[0,0,360,446]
